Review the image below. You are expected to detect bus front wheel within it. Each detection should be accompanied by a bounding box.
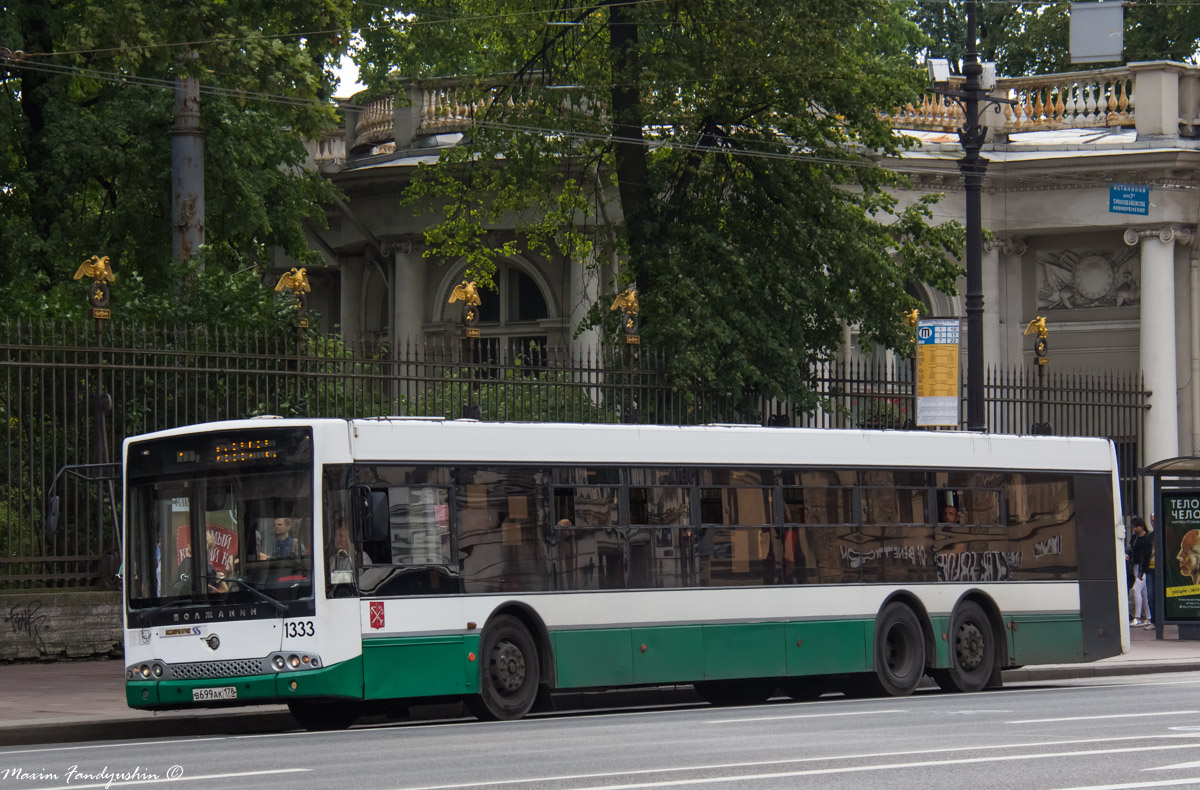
[932,600,996,693]
[871,602,926,697]
[468,614,540,721]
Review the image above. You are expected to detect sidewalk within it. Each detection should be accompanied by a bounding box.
[2,624,1197,748]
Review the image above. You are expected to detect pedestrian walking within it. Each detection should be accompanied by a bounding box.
[1129,515,1152,627]
[1144,514,1157,629]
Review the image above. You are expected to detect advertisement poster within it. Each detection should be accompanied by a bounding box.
[1162,493,1200,621]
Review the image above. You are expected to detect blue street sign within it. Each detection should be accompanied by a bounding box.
[1110,183,1149,215]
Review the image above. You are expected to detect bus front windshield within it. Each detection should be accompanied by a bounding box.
[127,469,314,610]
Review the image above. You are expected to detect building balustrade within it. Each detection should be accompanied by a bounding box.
[304,61,1200,169]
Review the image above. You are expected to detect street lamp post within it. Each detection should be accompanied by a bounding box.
[930,1,1004,432]
[958,0,988,433]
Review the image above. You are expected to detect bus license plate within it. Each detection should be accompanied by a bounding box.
[192,686,237,701]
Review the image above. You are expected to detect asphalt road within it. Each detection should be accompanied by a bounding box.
[4,672,1200,790]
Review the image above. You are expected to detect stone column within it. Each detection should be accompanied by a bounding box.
[389,240,425,350]
[569,254,601,359]
[338,257,364,346]
[1125,226,1192,474]
[988,236,1026,367]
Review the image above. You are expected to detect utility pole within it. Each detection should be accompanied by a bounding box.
[172,55,205,263]
[959,0,988,433]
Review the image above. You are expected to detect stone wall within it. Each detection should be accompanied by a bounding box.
[0,591,122,661]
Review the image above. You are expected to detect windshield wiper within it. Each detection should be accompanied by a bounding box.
[234,577,290,615]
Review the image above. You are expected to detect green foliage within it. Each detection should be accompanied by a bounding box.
[357,0,963,413]
[910,1,1200,77]
[409,363,621,423]
[853,396,910,430]
[0,0,350,323]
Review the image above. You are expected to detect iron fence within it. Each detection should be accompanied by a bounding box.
[0,320,1147,588]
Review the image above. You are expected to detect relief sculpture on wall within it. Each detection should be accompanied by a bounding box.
[1036,248,1139,310]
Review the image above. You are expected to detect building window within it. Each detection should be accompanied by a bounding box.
[462,263,550,366]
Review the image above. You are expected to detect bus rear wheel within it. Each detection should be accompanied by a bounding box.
[693,678,777,707]
[870,602,926,697]
[288,701,360,731]
[467,614,540,721]
[932,600,996,693]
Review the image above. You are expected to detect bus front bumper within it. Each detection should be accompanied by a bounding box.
[126,656,362,710]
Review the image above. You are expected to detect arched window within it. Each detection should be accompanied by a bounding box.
[463,263,551,367]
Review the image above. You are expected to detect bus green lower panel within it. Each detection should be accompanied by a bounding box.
[126,680,159,708]
[554,628,633,688]
[363,636,478,700]
[128,659,366,710]
[1011,617,1084,665]
[702,622,786,680]
[784,619,871,676]
[632,626,705,684]
[277,655,363,699]
[130,673,280,709]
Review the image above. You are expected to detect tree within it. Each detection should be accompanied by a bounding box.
[0,0,353,325]
[355,0,964,414]
[910,1,1200,78]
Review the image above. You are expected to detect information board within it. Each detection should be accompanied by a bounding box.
[916,318,961,427]
[1109,183,1149,216]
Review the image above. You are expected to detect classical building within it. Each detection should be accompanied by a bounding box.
[293,86,605,366]
[882,61,1200,480]
[292,61,1200,478]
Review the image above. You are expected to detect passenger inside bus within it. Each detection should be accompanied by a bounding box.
[939,492,962,524]
[258,517,301,559]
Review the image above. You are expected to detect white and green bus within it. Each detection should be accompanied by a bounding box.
[123,418,1127,729]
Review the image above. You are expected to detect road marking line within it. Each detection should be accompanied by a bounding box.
[1148,761,1200,771]
[0,737,226,756]
[1045,779,1200,790]
[544,744,1200,790]
[1010,711,1199,724]
[388,736,1200,790]
[25,767,310,790]
[707,709,905,724]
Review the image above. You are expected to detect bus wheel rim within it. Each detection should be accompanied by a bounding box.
[491,639,526,694]
[955,622,985,671]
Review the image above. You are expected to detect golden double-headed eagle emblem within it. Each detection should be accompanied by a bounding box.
[275,267,311,296]
[609,286,639,315]
[73,255,115,284]
[449,280,481,307]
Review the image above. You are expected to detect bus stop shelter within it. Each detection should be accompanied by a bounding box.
[1142,457,1200,640]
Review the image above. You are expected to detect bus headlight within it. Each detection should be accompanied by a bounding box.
[152,664,164,677]
[268,651,322,672]
[140,665,151,678]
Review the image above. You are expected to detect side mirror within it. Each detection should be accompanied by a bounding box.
[352,485,390,543]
